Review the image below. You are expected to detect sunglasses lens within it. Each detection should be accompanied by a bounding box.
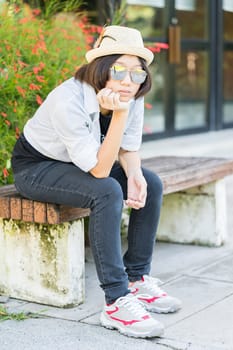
[110,65,147,84]
[131,70,147,84]
[110,65,127,80]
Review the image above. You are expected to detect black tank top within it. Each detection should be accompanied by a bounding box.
[99,112,112,143]
[11,133,53,173]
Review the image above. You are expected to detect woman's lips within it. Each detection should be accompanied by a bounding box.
[119,90,131,96]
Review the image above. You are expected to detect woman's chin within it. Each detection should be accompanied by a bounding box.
[120,96,131,102]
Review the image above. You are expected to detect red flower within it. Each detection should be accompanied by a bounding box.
[33,66,40,74]
[145,103,153,110]
[14,5,21,14]
[39,62,45,69]
[15,127,20,139]
[36,75,45,83]
[155,43,169,49]
[36,95,43,105]
[5,120,11,127]
[146,42,169,53]
[32,41,48,55]
[32,8,41,16]
[143,125,153,134]
[19,17,30,24]
[3,168,9,178]
[29,83,41,90]
[18,60,28,68]
[16,49,21,57]
[16,86,26,98]
[86,35,94,44]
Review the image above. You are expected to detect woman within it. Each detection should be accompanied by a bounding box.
[11,25,181,338]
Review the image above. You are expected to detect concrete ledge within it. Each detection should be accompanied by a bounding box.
[0,218,85,307]
[157,179,227,247]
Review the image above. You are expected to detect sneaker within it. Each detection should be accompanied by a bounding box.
[100,293,164,338]
[130,275,182,314]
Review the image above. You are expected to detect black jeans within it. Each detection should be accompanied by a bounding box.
[13,160,163,304]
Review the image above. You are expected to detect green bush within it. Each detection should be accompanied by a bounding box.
[0,1,101,185]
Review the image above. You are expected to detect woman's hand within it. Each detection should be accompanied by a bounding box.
[97,88,130,111]
[125,170,147,209]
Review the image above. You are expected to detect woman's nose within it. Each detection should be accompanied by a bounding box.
[121,71,131,84]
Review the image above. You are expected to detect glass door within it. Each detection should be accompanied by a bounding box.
[174,0,209,132]
[126,0,211,139]
[126,0,168,136]
[222,0,233,125]
[91,0,233,139]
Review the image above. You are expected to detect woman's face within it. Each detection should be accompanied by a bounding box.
[105,55,143,102]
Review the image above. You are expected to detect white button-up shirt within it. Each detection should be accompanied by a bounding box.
[24,77,144,172]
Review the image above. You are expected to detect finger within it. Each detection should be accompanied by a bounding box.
[125,202,139,210]
[109,91,119,106]
[112,92,120,106]
[137,184,147,202]
[127,189,145,203]
[98,88,112,97]
[97,88,112,102]
[125,199,145,209]
[98,90,121,110]
[138,190,147,202]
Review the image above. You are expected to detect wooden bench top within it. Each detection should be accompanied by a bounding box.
[142,156,233,194]
[0,156,233,224]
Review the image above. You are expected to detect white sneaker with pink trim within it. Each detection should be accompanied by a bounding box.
[100,293,164,338]
[130,275,182,314]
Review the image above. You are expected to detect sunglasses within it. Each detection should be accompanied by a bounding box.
[109,64,147,84]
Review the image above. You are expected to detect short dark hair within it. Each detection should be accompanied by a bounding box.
[74,54,152,99]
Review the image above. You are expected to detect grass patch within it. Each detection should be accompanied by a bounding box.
[0,304,46,322]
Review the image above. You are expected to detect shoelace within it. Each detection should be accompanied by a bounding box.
[115,295,149,318]
[142,276,165,295]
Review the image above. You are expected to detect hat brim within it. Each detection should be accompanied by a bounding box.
[85,45,154,65]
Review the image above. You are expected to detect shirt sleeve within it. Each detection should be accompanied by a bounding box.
[121,97,144,151]
[50,94,100,172]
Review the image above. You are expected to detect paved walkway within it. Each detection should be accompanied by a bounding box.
[1,129,233,350]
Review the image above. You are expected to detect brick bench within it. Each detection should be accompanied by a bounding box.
[0,156,233,307]
[0,186,90,308]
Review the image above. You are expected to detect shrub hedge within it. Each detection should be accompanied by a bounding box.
[0,1,100,185]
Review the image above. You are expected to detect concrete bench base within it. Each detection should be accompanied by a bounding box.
[157,179,227,247]
[0,218,85,307]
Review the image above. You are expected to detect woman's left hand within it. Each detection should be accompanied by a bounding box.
[125,171,147,209]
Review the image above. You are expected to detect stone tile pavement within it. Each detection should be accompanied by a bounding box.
[1,129,233,350]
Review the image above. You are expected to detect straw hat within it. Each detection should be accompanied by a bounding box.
[85,25,154,65]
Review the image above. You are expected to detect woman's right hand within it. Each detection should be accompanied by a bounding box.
[97,88,130,112]
[91,88,129,178]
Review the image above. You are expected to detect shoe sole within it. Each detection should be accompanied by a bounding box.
[144,304,182,314]
[100,313,164,338]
